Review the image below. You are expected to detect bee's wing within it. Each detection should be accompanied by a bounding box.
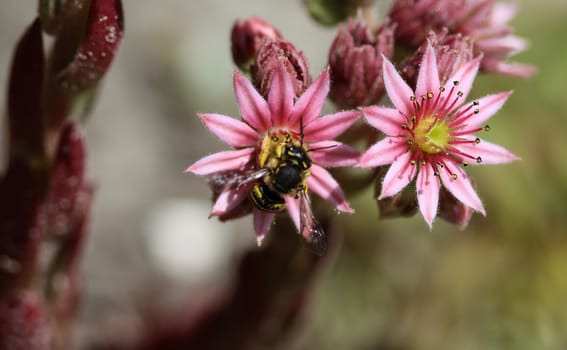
[207,168,270,192]
[299,190,327,256]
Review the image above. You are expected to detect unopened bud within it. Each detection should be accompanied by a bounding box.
[329,16,395,108]
[303,0,377,26]
[230,17,282,72]
[401,29,473,88]
[251,39,312,98]
[438,187,473,230]
[375,167,418,218]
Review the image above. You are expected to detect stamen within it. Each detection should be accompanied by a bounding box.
[475,137,481,144]
[463,161,469,167]
[476,156,483,163]
[484,124,491,132]
[451,127,485,136]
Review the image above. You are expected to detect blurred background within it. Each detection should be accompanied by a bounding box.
[1,1,567,349]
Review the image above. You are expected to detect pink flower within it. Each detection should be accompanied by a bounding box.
[186,67,359,246]
[359,43,519,228]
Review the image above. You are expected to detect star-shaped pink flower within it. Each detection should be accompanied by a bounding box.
[359,42,520,228]
[187,67,360,244]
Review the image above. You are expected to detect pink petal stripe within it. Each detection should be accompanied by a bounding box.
[285,195,301,231]
[210,187,248,217]
[288,68,330,128]
[303,110,360,143]
[359,137,407,168]
[199,113,258,147]
[415,42,440,99]
[185,148,255,175]
[490,2,518,25]
[454,137,520,165]
[307,164,353,213]
[382,56,414,117]
[253,208,275,245]
[268,67,294,127]
[416,163,440,229]
[481,59,536,78]
[443,56,481,105]
[233,70,271,131]
[439,163,485,215]
[379,151,416,199]
[363,106,405,136]
[309,140,360,167]
[459,91,512,129]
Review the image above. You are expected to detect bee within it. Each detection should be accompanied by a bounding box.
[208,131,327,255]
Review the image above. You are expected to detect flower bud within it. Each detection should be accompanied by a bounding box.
[438,187,474,230]
[230,17,282,72]
[374,167,418,219]
[400,29,473,88]
[328,16,395,109]
[303,0,377,26]
[251,39,312,98]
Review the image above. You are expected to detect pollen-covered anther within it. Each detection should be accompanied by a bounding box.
[439,86,446,92]
[410,96,416,102]
[484,125,491,132]
[476,156,483,163]
[473,101,479,106]
[410,159,416,165]
[457,91,464,97]
[474,137,481,144]
[463,161,469,167]
[401,123,408,129]
[453,81,459,86]
[473,108,479,114]
[427,92,434,99]
[451,173,458,180]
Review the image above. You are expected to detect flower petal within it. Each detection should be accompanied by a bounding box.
[415,42,440,99]
[454,137,520,165]
[268,66,294,127]
[303,110,360,143]
[185,148,255,175]
[416,163,440,229]
[439,163,485,215]
[481,58,536,78]
[443,56,481,105]
[379,151,416,199]
[459,91,512,129]
[382,56,414,117]
[210,187,248,217]
[362,106,405,136]
[284,195,300,231]
[359,137,406,168]
[253,208,275,245]
[307,164,353,213]
[233,70,271,131]
[309,140,360,167]
[198,113,258,147]
[288,68,330,128]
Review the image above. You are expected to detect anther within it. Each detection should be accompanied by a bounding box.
[421,160,427,166]
[457,91,464,97]
[453,81,460,86]
[401,124,407,129]
[411,116,416,122]
[484,125,491,132]
[410,160,416,165]
[473,108,479,114]
[473,101,479,106]
[271,136,279,142]
[434,171,440,176]
[474,137,481,144]
[476,156,483,163]
[410,96,416,102]
[427,92,434,99]
[421,95,426,101]
[439,86,446,92]
[463,161,469,167]
[451,173,458,180]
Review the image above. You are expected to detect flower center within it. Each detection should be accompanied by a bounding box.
[413,115,451,155]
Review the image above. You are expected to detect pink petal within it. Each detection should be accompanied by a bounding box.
[459,91,512,129]
[309,140,360,167]
[416,163,440,229]
[490,3,518,25]
[477,36,528,54]
[359,137,406,168]
[454,137,520,165]
[268,66,294,127]
[443,56,481,106]
[288,68,330,128]
[233,70,271,131]
[379,151,416,199]
[307,164,353,213]
[415,42,440,99]
[362,106,405,136]
[253,208,275,245]
[303,110,360,143]
[439,163,485,215]
[284,195,300,231]
[198,113,258,147]
[481,58,536,78]
[210,187,248,217]
[185,148,255,175]
[382,56,414,117]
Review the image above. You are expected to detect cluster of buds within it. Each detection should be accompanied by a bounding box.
[188,0,531,253]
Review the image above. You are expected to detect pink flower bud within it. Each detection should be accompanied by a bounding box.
[401,29,473,88]
[230,17,282,71]
[374,167,418,219]
[438,187,474,229]
[251,39,312,98]
[328,16,395,108]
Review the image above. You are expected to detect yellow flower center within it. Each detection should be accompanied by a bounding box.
[413,116,451,155]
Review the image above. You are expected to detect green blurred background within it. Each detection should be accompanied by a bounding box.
[1,1,566,349]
